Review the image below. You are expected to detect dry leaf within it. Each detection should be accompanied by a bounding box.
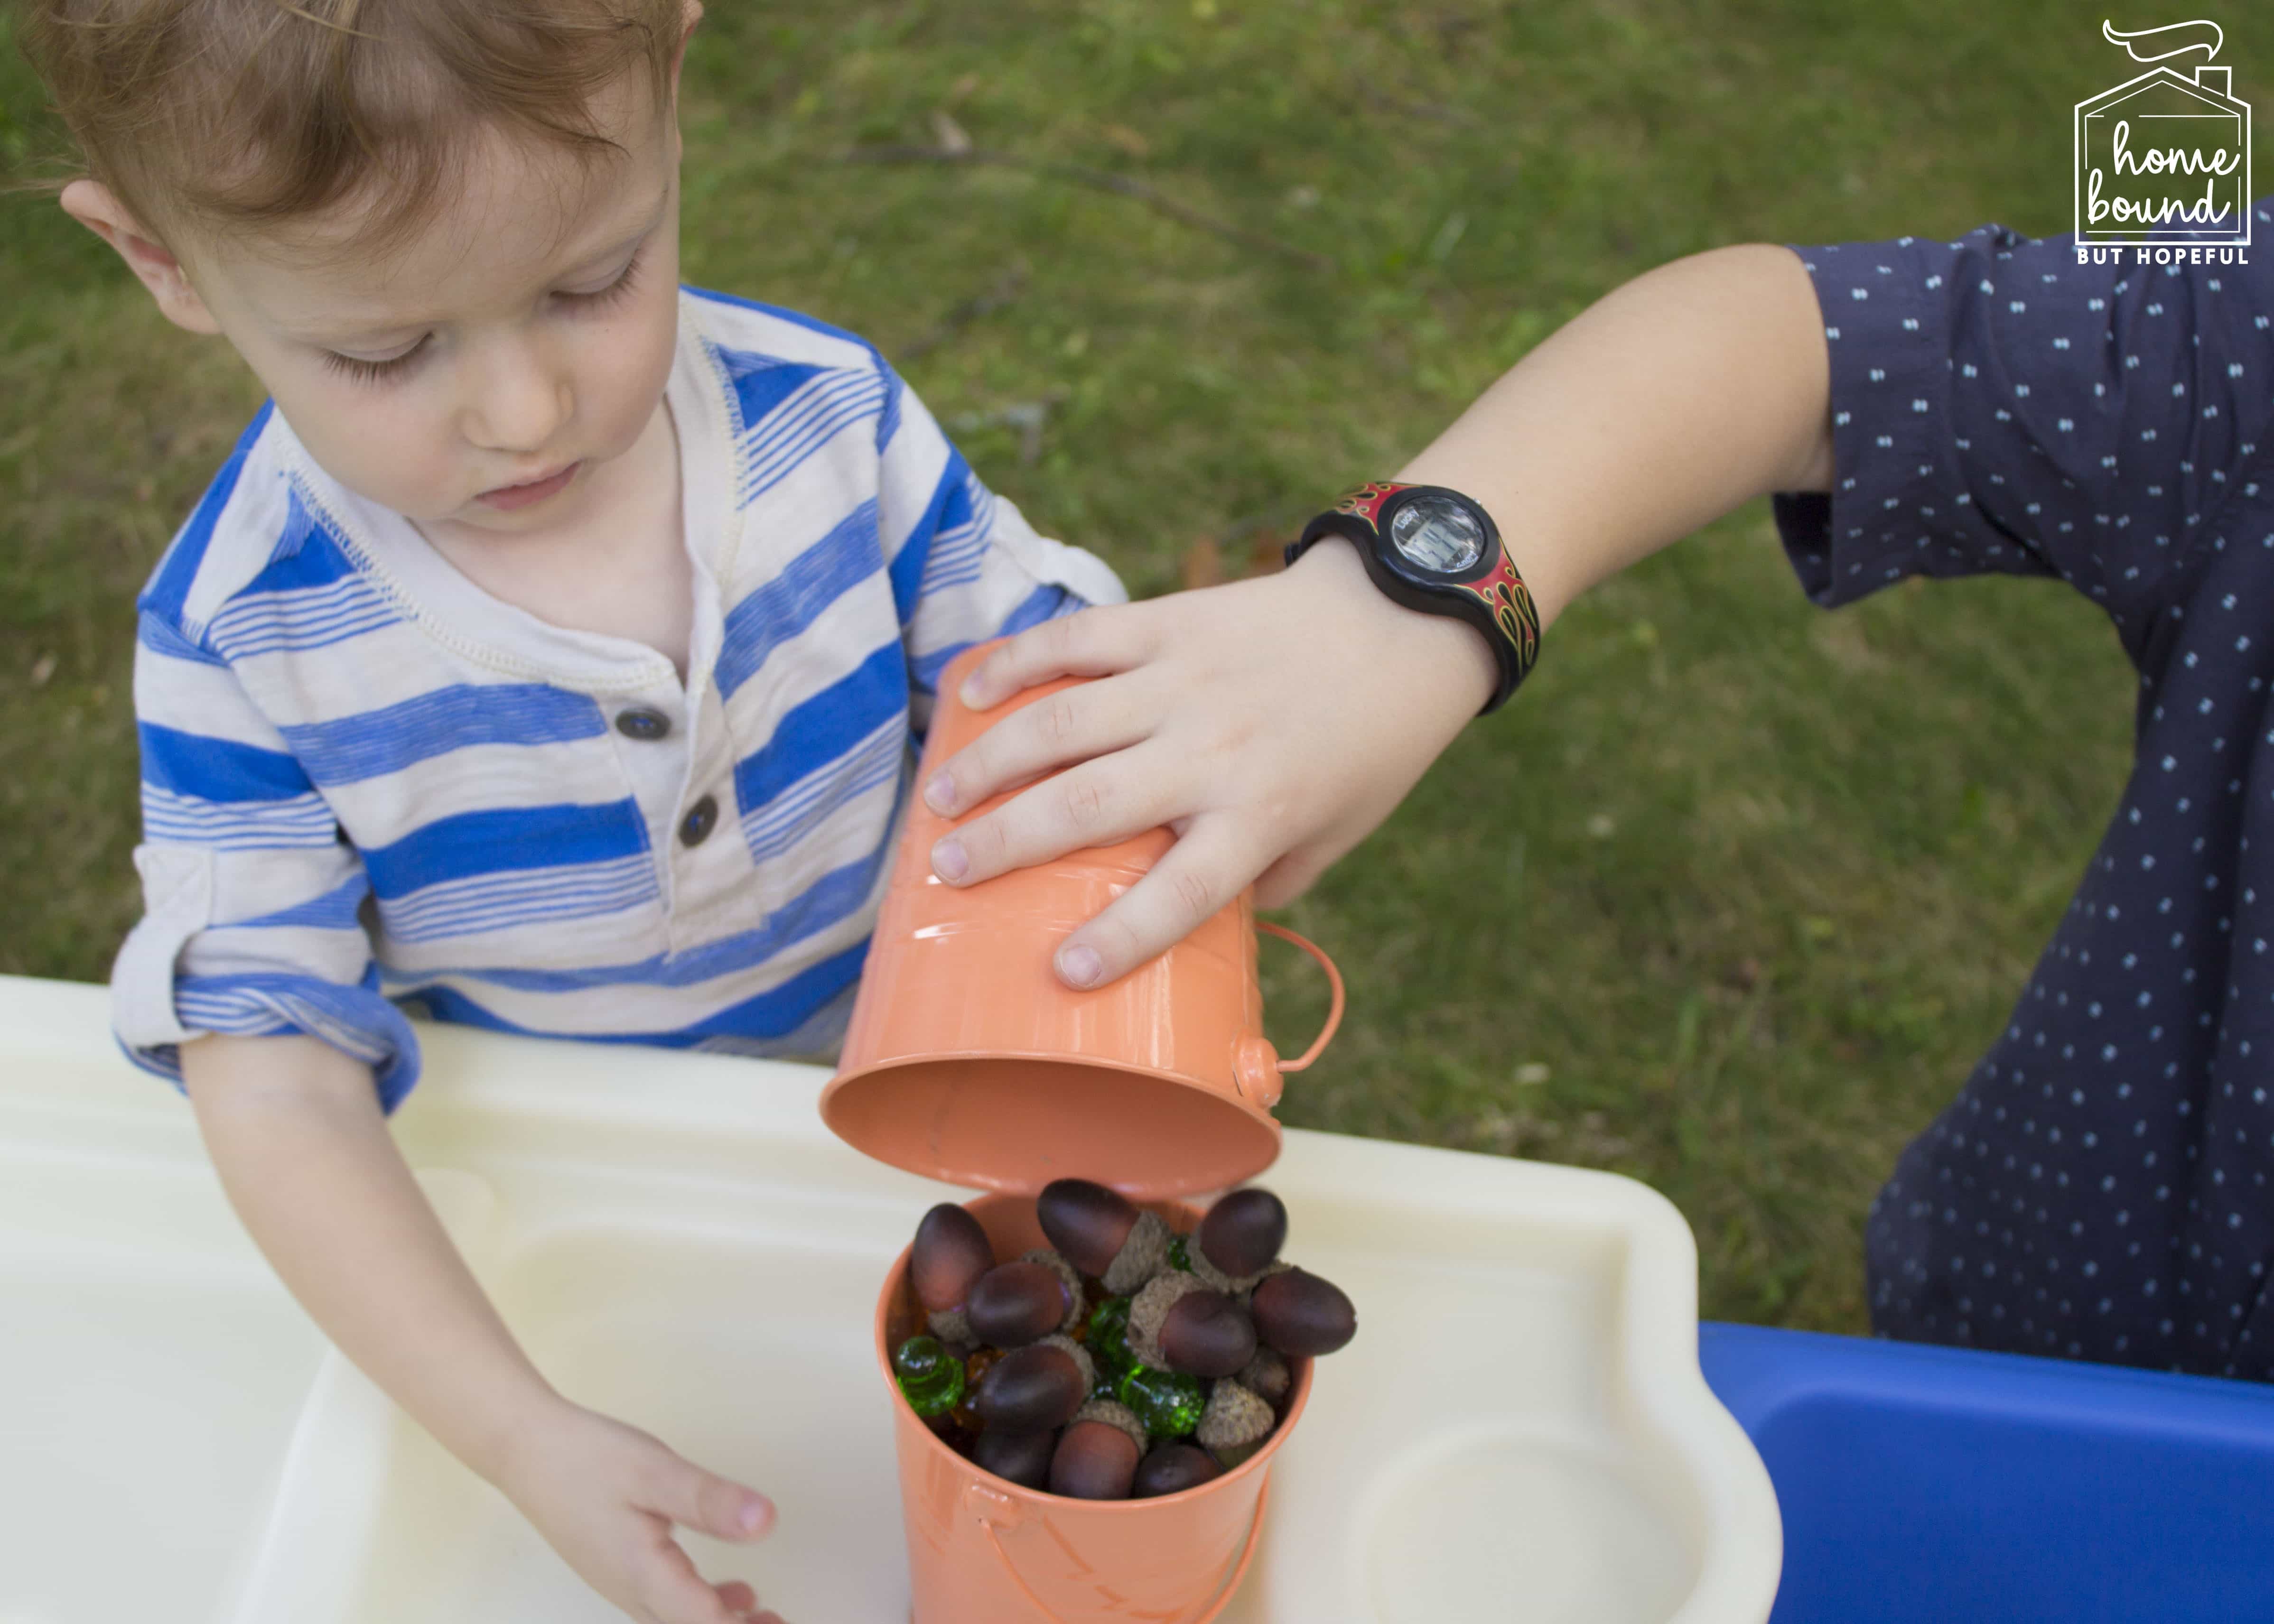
[30,654,57,687]
[1181,536,1224,590]
[1245,535,1286,576]
[930,109,973,155]
[947,73,981,105]
[1101,122,1151,159]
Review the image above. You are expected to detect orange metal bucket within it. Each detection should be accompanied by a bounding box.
[823,642,1343,1198]
[877,1192,1312,1624]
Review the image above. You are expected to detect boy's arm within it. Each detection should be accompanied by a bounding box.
[919,244,1831,987]
[183,1034,783,1624]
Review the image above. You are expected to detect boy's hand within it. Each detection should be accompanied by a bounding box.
[923,538,1498,989]
[499,1400,786,1624]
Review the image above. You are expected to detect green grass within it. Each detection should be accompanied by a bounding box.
[8,0,2273,1333]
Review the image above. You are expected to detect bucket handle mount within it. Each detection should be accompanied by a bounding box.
[968,1472,1276,1624]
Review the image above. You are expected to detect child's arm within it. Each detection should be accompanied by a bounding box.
[920,244,1832,986]
[182,1034,784,1624]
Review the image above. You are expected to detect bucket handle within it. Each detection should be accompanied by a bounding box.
[974,1474,1275,1624]
[1257,923,1343,1074]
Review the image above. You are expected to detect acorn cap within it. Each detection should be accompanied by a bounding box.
[1022,1248,1088,1334]
[928,1305,972,1345]
[1195,1379,1275,1454]
[1126,1271,1207,1370]
[1233,1346,1291,1406]
[1101,1210,1174,1296]
[1187,1247,1267,1298]
[1072,1397,1148,1454]
[1037,1333,1098,1397]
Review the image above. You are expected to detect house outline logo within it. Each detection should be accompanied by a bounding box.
[2074,19,2250,250]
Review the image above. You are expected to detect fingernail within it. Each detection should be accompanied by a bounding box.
[959,675,986,709]
[932,837,969,883]
[740,1496,770,1534]
[1058,944,1102,988]
[924,770,956,815]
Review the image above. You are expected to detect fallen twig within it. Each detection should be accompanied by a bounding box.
[842,144,1333,271]
[901,262,1028,362]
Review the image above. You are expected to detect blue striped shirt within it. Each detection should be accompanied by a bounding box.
[111,288,1126,1107]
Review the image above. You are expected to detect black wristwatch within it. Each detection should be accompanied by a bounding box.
[1284,482,1540,714]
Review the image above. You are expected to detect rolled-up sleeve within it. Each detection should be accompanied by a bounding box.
[1773,209,2274,649]
[112,612,419,1107]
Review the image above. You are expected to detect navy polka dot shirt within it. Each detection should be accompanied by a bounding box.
[1772,204,2274,1380]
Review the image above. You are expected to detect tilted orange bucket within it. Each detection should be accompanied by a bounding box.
[876,1194,1312,1624]
[825,641,1341,1623]
[822,641,1343,1197]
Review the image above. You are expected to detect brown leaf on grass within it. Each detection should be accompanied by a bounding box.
[1181,536,1224,589]
[946,73,981,105]
[1101,122,1151,159]
[1244,535,1286,576]
[30,654,57,688]
[930,109,974,156]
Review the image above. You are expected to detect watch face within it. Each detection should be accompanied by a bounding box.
[1387,492,1486,575]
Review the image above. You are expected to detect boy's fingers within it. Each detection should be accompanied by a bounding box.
[1053,820,1261,989]
[935,749,1179,889]
[638,1456,775,1543]
[717,1582,758,1612]
[925,676,1151,824]
[632,1536,740,1624]
[956,603,1154,712]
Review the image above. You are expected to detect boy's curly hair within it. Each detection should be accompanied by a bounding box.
[18,0,687,253]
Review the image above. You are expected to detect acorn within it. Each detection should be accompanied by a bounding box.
[1192,1188,1286,1293]
[1233,1346,1291,1407]
[1036,1333,1099,1396]
[1196,1378,1275,1466]
[1126,1271,1205,1368]
[1103,1211,1174,1294]
[1050,1420,1140,1500]
[1133,1443,1223,1498]
[967,1260,1075,1348]
[1157,1289,1258,1379]
[973,1425,1057,1490]
[1070,1397,1148,1454]
[912,1204,994,1313]
[1021,1249,1087,1333]
[1249,1267,1356,1356]
[976,1341,1090,1432]
[1037,1179,1138,1275]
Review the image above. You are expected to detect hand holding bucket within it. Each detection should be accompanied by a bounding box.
[823,641,1343,1197]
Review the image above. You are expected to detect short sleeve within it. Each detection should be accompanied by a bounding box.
[112,611,419,1107]
[1773,208,2274,648]
[870,359,1128,722]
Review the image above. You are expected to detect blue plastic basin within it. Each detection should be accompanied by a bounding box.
[1699,1322,2274,1623]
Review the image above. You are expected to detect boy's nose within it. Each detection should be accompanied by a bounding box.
[463,340,572,455]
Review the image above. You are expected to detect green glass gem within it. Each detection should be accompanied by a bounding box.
[1117,1363,1204,1438]
[1087,1295,1135,1381]
[894,1335,966,1419]
[1166,1233,1193,1273]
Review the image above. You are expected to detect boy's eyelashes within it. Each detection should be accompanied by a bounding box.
[314,251,648,387]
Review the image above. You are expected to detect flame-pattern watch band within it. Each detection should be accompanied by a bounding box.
[1285,482,1540,715]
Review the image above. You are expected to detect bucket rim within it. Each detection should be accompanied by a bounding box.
[824,1054,1285,1198]
[873,1190,1314,1509]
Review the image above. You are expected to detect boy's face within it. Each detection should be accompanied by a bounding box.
[72,68,684,541]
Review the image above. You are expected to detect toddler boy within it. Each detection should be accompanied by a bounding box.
[24,2,1122,1619]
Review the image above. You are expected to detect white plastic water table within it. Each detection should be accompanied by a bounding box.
[0,974,1780,1623]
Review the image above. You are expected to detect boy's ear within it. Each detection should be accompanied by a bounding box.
[60,180,223,336]
[671,0,703,92]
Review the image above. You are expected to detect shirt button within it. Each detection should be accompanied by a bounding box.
[679,794,718,847]
[616,707,672,742]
